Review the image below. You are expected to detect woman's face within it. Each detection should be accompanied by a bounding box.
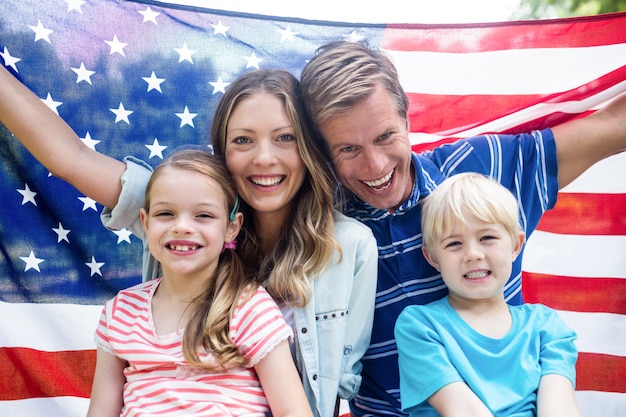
[224,92,307,221]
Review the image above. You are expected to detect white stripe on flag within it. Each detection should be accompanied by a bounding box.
[0,397,89,417]
[388,44,626,95]
[557,310,626,356]
[561,151,626,194]
[523,232,626,279]
[0,301,101,351]
[576,391,626,417]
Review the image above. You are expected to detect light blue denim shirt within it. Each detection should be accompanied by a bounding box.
[101,157,378,417]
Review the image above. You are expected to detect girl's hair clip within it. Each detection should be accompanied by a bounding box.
[229,194,239,222]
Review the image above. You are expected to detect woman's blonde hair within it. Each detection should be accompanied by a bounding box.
[421,172,522,250]
[144,149,257,370]
[211,69,340,306]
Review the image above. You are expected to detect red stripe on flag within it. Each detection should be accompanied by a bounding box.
[0,347,95,400]
[406,67,626,136]
[537,193,626,236]
[383,12,626,52]
[576,352,626,393]
[523,273,626,315]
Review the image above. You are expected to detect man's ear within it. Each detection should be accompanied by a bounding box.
[225,212,243,243]
[422,246,440,271]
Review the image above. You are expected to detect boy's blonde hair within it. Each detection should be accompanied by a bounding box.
[421,173,522,249]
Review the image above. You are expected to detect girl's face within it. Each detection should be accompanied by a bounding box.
[140,167,241,280]
[224,92,307,222]
[422,210,524,303]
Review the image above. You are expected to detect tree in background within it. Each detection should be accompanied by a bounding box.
[513,0,626,19]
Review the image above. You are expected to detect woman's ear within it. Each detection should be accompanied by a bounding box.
[225,211,243,243]
[422,246,440,271]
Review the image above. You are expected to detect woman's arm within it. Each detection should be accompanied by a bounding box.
[536,374,583,417]
[255,339,313,417]
[0,66,126,209]
[86,348,127,417]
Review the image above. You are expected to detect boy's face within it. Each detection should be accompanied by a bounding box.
[422,210,525,303]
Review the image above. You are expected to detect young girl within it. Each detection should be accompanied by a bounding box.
[87,149,312,417]
[395,172,581,417]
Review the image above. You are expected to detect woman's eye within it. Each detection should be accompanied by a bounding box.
[278,134,295,142]
[233,136,250,144]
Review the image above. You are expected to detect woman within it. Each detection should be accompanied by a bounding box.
[0,66,378,417]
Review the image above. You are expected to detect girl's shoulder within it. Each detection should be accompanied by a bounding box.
[333,210,375,239]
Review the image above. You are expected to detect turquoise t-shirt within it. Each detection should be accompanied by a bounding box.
[395,297,577,417]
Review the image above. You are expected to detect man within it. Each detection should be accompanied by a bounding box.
[300,40,626,417]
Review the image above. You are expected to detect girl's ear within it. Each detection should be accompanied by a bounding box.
[225,212,243,243]
[422,246,440,271]
[140,208,149,234]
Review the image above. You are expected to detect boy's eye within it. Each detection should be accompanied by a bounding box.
[480,235,497,241]
[444,241,461,248]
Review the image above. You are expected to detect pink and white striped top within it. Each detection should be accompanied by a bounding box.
[94,278,292,416]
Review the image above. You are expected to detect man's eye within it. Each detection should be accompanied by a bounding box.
[378,132,392,141]
[340,145,356,153]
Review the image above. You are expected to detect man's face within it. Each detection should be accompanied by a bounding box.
[320,85,414,212]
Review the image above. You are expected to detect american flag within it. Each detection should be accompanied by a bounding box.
[0,1,624,416]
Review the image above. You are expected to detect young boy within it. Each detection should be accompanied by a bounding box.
[395,172,582,417]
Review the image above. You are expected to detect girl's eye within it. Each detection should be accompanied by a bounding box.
[155,211,173,217]
[197,213,214,219]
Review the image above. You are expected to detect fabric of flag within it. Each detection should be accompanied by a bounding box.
[0,1,624,416]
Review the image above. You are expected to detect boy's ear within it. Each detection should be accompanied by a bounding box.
[225,212,243,243]
[422,246,440,271]
[512,231,526,261]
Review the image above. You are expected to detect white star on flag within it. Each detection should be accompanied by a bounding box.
[279,26,298,42]
[145,138,167,159]
[344,30,365,43]
[211,21,229,36]
[65,0,85,13]
[80,132,100,150]
[78,196,98,211]
[29,20,53,43]
[209,76,229,94]
[245,52,264,69]
[142,71,165,92]
[138,6,160,24]
[105,34,127,56]
[175,43,196,63]
[20,251,44,272]
[86,256,104,276]
[17,184,37,206]
[0,47,21,72]
[112,228,133,244]
[52,223,71,243]
[176,106,197,127]
[41,93,62,115]
[71,62,95,84]
[110,102,133,124]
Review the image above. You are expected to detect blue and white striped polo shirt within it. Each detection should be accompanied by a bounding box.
[346,129,559,417]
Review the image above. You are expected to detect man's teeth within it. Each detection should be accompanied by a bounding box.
[465,271,489,279]
[364,170,393,188]
[251,176,283,186]
[169,244,199,252]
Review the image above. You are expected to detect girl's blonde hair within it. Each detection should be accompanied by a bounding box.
[144,149,257,370]
[421,173,522,250]
[211,69,340,306]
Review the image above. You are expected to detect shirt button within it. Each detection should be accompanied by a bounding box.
[312,374,318,381]
[301,327,308,333]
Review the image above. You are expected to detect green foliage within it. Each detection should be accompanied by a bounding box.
[512,0,626,19]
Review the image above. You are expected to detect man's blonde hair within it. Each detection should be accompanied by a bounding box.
[421,173,522,249]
